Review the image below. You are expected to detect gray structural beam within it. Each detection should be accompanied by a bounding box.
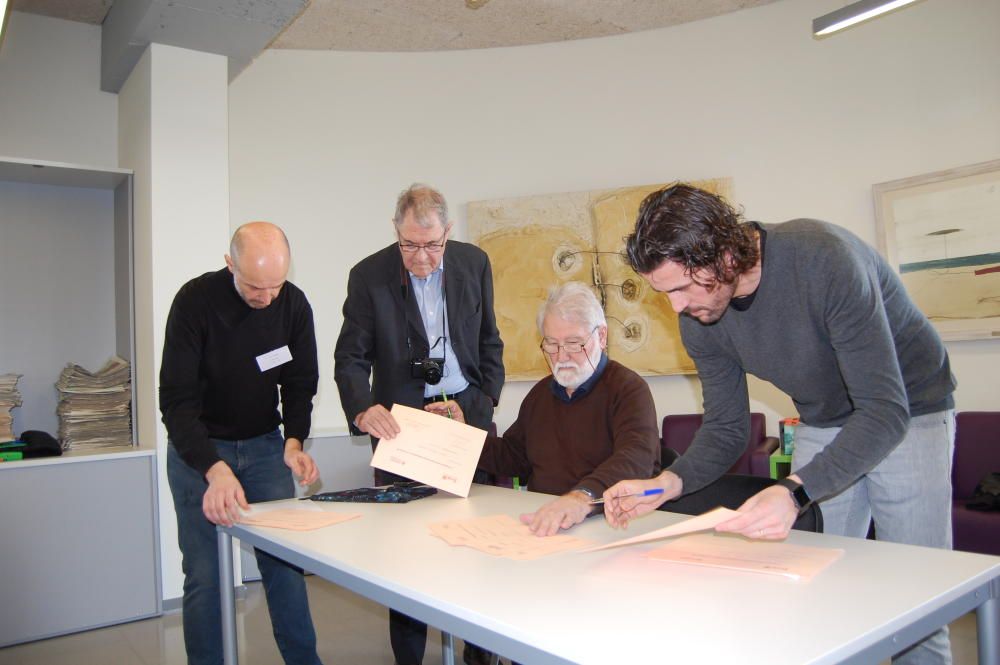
[101,0,307,93]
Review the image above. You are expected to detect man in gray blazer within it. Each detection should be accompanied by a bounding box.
[334,183,504,665]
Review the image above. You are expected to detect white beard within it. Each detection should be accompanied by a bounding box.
[551,343,602,391]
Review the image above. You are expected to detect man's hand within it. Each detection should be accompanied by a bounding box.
[284,437,319,486]
[714,477,799,540]
[424,399,465,423]
[203,461,249,526]
[520,491,593,537]
[603,472,680,529]
[356,404,401,440]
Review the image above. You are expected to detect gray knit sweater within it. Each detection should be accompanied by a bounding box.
[669,219,955,501]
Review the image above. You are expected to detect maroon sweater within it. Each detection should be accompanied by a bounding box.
[479,359,660,497]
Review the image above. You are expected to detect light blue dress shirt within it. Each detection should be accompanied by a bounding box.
[409,266,469,398]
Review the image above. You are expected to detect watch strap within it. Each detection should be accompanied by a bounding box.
[775,477,812,514]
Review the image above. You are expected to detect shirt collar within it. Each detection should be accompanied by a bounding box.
[408,263,444,282]
[550,352,609,403]
[729,222,765,312]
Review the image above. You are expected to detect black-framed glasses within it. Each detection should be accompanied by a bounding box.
[398,229,447,254]
[540,326,598,355]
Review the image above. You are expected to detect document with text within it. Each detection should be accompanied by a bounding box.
[240,508,361,531]
[429,514,593,560]
[370,403,487,497]
[645,533,844,581]
[581,507,739,552]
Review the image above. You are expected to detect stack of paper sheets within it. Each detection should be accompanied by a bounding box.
[240,507,361,531]
[644,533,844,582]
[0,374,22,441]
[56,356,132,451]
[429,514,593,560]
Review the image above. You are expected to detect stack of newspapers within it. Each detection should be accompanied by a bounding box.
[0,374,22,441]
[56,356,132,451]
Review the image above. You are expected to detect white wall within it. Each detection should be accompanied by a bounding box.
[120,43,231,601]
[229,0,1000,435]
[0,182,117,435]
[0,12,117,167]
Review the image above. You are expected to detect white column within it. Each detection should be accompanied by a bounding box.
[119,43,230,602]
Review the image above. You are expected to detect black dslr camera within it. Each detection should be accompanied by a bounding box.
[410,357,444,385]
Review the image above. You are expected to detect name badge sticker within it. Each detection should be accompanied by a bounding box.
[256,345,293,372]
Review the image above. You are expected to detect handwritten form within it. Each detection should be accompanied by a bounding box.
[371,404,488,497]
[429,514,593,560]
[240,508,361,531]
[645,534,844,581]
[582,507,739,552]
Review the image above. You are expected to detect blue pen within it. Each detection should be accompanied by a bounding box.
[588,488,664,505]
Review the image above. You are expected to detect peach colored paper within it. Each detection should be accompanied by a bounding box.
[429,514,593,560]
[582,507,738,552]
[239,509,361,531]
[370,404,487,497]
[644,533,844,581]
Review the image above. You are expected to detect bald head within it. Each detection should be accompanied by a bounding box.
[225,222,291,309]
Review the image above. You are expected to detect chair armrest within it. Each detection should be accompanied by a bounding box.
[749,436,780,478]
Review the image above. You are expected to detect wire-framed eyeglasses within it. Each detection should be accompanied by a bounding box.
[398,230,447,254]
[539,326,598,355]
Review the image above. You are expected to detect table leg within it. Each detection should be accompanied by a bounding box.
[441,630,455,665]
[977,591,999,665]
[218,528,238,665]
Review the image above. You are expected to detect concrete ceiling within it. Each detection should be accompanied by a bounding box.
[11,0,114,25]
[12,0,780,51]
[270,0,781,51]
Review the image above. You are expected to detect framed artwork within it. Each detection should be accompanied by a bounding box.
[874,159,1000,341]
[468,178,732,380]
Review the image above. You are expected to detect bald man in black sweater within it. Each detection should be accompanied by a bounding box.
[160,222,323,665]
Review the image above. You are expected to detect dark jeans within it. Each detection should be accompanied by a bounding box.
[167,431,322,665]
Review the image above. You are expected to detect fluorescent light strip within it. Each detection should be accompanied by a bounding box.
[813,0,921,36]
[0,0,9,49]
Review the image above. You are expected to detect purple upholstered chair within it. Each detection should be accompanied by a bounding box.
[660,413,778,478]
[951,412,1000,556]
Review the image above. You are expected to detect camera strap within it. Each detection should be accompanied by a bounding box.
[402,262,448,367]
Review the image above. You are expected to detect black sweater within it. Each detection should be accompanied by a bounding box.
[159,268,319,475]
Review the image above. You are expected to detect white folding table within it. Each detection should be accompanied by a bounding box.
[218,484,1000,665]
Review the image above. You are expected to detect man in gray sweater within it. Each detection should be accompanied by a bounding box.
[604,183,956,665]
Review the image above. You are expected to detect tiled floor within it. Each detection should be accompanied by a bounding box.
[0,577,982,664]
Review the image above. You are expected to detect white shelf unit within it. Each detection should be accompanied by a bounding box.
[0,156,138,442]
[0,156,160,645]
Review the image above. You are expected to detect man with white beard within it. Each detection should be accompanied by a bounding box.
[426,281,660,536]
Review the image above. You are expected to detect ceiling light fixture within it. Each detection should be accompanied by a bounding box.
[0,0,11,51]
[813,0,922,37]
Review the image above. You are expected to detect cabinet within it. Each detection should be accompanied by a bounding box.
[0,156,158,645]
[0,451,161,646]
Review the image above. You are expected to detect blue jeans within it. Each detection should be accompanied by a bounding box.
[792,410,955,665]
[167,431,322,665]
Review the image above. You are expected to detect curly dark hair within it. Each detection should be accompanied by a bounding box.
[625,183,759,285]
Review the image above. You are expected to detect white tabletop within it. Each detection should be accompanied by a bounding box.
[225,485,1000,665]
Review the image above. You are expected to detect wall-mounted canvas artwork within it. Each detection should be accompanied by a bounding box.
[874,159,1000,341]
[469,178,733,380]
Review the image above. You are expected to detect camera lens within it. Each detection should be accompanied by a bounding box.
[423,361,442,385]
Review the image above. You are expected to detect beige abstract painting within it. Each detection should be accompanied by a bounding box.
[469,178,733,380]
[874,160,1000,341]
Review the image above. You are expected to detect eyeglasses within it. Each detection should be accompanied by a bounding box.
[540,327,598,355]
[398,230,447,254]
